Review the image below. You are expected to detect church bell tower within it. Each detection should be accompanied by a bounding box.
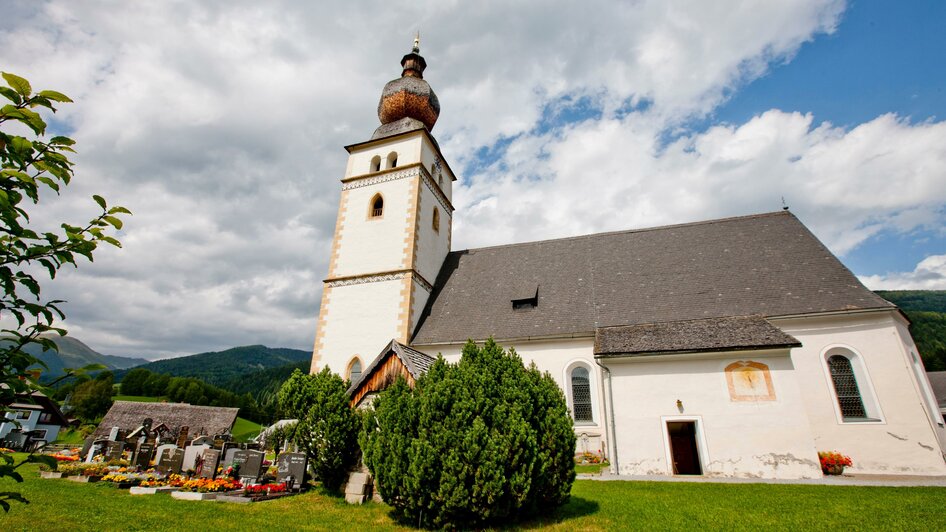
[310,37,457,379]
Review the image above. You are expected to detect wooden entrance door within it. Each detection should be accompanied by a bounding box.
[667,421,702,475]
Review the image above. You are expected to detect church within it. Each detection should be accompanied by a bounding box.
[310,40,946,479]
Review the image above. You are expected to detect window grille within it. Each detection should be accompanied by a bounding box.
[571,367,593,422]
[828,355,867,419]
[370,195,383,218]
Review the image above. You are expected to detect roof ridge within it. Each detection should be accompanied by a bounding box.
[452,210,792,254]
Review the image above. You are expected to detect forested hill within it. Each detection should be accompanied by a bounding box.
[876,290,946,371]
[116,345,311,386]
[22,335,148,380]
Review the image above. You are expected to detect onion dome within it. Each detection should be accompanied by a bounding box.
[372,34,440,141]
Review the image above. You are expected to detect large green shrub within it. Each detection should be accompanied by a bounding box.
[360,339,576,529]
[277,367,359,491]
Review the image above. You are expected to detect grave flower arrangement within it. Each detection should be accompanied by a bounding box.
[244,482,287,495]
[59,463,110,477]
[179,477,242,493]
[51,453,79,462]
[818,451,853,475]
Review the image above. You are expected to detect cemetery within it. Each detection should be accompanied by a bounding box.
[31,409,311,505]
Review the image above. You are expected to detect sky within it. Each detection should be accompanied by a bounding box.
[2,0,944,360]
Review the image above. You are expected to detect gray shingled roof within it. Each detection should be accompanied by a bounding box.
[347,339,436,395]
[595,316,801,357]
[93,401,239,440]
[928,371,946,408]
[412,211,893,345]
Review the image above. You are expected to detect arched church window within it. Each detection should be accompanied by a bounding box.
[387,151,398,169]
[571,366,593,423]
[432,207,440,232]
[348,358,363,382]
[370,155,381,173]
[828,354,867,419]
[370,194,384,218]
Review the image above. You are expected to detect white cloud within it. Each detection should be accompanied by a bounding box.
[6,0,942,359]
[860,255,946,290]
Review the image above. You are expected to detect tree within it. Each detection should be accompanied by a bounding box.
[276,367,359,492]
[69,371,114,422]
[360,339,576,529]
[0,72,129,511]
[119,367,151,395]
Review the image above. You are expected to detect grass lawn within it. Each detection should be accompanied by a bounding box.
[2,456,943,530]
[113,395,166,402]
[231,417,263,442]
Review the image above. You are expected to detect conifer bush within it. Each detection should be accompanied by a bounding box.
[278,368,359,492]
[360,339,576,529]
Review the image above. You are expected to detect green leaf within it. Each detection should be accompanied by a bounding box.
[101,236,122,248]
[103,215,123,230]
[0,86,20,105]
[49,136,76,146]
[2,72,31,97]
[92,194,107,210]
[108,206,132,215]
[36,177,60,193]
[36,90,72,103]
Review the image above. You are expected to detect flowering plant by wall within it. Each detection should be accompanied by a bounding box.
[244,482,287,495]
[818,451,853,474]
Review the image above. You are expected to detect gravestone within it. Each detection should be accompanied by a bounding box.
[132,442,154,469]
[191,435,214,446]
[165,448,185,475]
[176,426,189,448]
[106,441,125,462]
[199,448,221,479]
[155,444,177,464]
[108,426,121,441]
[276,452,307,490]
[182,444,210,473]
[239,450,265,485]
[85,439,108,463]
[230,450,249,477]
[223,447,238,468]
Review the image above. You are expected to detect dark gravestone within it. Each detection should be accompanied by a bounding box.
[199,449,221,479]
[239,450,265,485]
[221,442,239,464]
[276,452,307,490]
[230,450,249,477]
[106,441,125,462]
[133,443,154,470]
[165,448,184,475]
[176,426,189,448]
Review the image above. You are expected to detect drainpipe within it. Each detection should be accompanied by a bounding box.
[595,357,618,475]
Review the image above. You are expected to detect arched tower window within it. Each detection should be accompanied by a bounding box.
[370,194,384,218]
[386,151,398,169]
[432,207,440,232]
[828,354,867,419]
[348,357,363,382]
[370,155,381,173]
[570,366,593,423]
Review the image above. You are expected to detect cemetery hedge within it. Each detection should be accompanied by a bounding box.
[3,455,946,530]
[360,339,576,529]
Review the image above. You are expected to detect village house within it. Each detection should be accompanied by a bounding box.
[311,41,946,479]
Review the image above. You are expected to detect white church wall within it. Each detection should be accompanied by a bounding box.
[419,136,453,202]
[775,311,946,476]
[331,177,415,278]
[315,278,406,375]
[604,350,820,479]
[415,337,610,457]
[413,180,451,286]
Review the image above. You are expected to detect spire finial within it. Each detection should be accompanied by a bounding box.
[413,31,420,53]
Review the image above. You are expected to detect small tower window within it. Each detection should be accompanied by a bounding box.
[432,207,440,232]
[387,151,398,169]
[370,155,381,173]
[438,173,443,186]
[370,194,384,218]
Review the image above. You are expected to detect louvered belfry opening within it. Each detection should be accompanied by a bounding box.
[571,367,593,422]
[828,355,867,419]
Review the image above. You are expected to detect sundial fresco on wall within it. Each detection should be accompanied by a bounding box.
[725,361,776,402]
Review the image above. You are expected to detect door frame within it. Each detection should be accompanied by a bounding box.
[661,415,709,476]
